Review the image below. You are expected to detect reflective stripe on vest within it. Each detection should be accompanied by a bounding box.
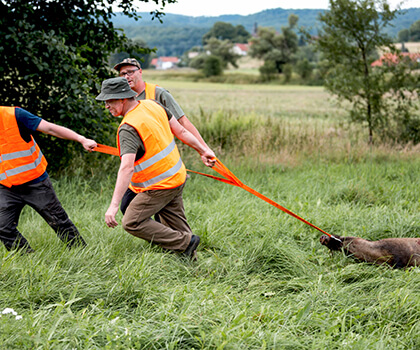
[1,143,37,161]
[131,157,183,188]
[2,149,44,178]
[133,139,175,173]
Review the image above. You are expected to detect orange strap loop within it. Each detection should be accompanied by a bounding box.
[93,144,119,156]
[93,144,332,237]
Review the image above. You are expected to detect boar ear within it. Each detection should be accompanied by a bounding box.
[320,235,329,245]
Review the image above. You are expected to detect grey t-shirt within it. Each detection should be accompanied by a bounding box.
[136,85,184,120]
[119,101,173,160]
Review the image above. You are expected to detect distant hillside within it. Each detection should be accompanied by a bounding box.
[113,7,420,57]
[113,8,324,32]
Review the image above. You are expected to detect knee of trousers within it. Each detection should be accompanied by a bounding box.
[122,214,145,234]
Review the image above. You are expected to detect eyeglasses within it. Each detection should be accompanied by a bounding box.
[119,68,139,77]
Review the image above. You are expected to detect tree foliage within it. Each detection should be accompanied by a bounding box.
[398,28,410,42]
[292,44,321,83]
[123,25,208,57]
[110,38,153,69]
[409,20,420,41]
[0,0,174,173]
[313,0,420,143]
[408,20,420,42]
[249,14,299,74]
[204,38,240,69]
[202,21,251,45]
[202,55,223,77]
[188,37,240,74]
[398,19,420,43]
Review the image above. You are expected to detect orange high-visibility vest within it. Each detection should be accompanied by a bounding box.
[144,82,157,100]
[0,106,48,187]
[117,100,186,193]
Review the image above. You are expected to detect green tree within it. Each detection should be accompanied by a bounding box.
[189,37,240,73]
[125,25,208,57]
[295,58,313,80]
[0,0,173,172]
[282,63,293,83]
[398,20,420,43]
[313,0,420,143]
[204,37,240,68]
[408,20,420,41]
[259,61,278,82]
[398,28,410,42]
[110,38,153,69]
[249,14,299,74]
[202,22,251,44]
[189,55,207,70]
[294,45,319,82]
[202,55,223,77]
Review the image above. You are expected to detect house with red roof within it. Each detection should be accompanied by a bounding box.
[150,56,180,70]
[371,52,420,67]
[232,43,249,56]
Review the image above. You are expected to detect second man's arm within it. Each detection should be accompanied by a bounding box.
[169,116,216,167]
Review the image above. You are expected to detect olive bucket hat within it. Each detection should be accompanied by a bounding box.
[95,77,137,101]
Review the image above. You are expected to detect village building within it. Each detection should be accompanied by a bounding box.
[232,43,250,56]
[371,52,420,67]
[150,56,180,70]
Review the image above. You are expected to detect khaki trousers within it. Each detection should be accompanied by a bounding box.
[122,183,192,251]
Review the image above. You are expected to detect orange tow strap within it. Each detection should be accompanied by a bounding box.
[93,144,119,156]
[93,144,332,237]
[190,158,332,237]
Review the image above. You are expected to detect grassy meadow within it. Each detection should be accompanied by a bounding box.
[1,77,419,349]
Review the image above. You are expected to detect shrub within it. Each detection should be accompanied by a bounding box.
[202,55,223,77]
[259,60,277,82]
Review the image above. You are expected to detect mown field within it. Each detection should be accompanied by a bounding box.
[1,78,419,349]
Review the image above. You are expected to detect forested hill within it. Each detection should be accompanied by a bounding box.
[113,8,323,31]
[113,7,420,57]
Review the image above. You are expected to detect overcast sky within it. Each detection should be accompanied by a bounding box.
[135,0,418,17]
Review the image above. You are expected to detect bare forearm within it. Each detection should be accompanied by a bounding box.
[110,166,134,207]
[176,127,207,154]
[169,116,216,167]
[36,120,97,151]
[105,152,135,228]
[178,116,208,148]
[38,120,84,142]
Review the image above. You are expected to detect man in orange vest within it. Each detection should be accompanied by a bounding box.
[0,106,97,252]
[113,58,209,215]
[96,77,216,260]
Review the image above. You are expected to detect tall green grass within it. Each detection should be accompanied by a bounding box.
[1,82,419,349]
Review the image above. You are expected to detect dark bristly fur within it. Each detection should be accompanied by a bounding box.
[320,234,420,268]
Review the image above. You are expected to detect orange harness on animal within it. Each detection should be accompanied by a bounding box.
[93,144,333,237]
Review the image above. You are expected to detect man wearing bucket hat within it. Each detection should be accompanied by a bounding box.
[0,106,97,252]
[113,58,209,215]
[96,77,216,260]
